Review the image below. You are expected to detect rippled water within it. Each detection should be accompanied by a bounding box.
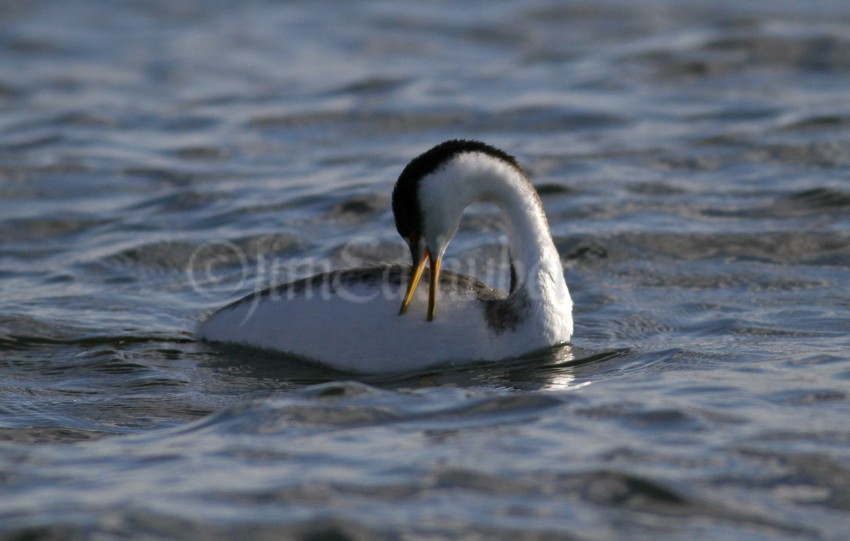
[2,0,850,539]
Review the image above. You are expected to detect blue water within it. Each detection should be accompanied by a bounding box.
[2,0,850,539]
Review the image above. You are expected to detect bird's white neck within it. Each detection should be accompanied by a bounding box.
[418,152,572,335]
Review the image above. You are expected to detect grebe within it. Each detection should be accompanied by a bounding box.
[197,140,573,373]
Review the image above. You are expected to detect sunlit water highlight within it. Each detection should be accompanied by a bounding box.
[1,1,850,539]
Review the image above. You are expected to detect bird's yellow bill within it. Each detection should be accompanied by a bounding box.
[399,249,429,316]
[427,255,442,322]
[398,248,442,321]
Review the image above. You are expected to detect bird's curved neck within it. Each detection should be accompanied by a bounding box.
[479,164,563,297]
[425,153,567,300]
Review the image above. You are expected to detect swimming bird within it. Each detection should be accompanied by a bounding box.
[197,140,573,373]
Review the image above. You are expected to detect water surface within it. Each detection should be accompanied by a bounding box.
[2,0,850,539]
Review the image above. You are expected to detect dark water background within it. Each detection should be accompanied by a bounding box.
[2,0,850,539]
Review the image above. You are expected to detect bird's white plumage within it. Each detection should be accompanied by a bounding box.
[197,141,573,374]
[197,273,563,373]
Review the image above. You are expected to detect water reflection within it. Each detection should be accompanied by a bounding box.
[197,340,632,393]
[541,369,592,392]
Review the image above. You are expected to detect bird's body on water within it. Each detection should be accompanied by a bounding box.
[197,140,573,373]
